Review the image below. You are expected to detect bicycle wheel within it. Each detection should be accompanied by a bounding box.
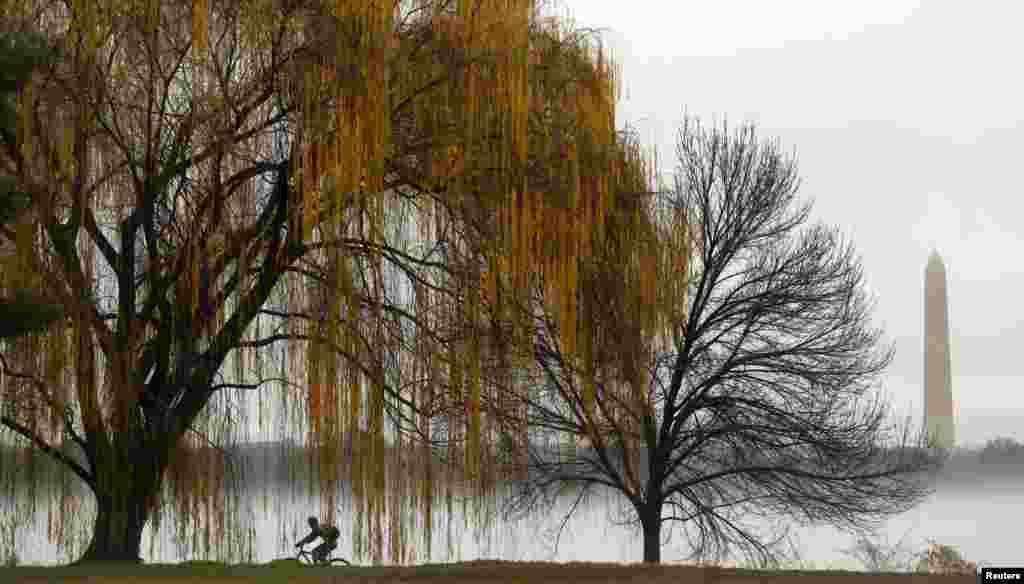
[326,557,351,566]
[295,550,317,566]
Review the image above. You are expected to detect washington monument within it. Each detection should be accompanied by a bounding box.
[924,249,955,449]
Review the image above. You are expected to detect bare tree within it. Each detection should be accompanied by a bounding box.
[490,116,947,566]
[836,528,923,573]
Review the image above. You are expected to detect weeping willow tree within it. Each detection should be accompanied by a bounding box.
[0,0,673,566]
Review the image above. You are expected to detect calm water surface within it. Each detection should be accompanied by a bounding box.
[5,448,1020,570]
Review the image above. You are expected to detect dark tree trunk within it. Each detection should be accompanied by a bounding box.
[74,493,149,564]
[639,502,662,564]
[71,429,170,565]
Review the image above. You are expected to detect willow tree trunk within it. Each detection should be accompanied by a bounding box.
[77,492,150,563]
[72,429,169,564]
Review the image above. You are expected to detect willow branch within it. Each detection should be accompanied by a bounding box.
[0,415,95,492]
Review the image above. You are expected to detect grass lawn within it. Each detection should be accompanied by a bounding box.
[2,558,977,583]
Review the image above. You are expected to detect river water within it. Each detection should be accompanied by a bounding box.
[3,444,1020,571]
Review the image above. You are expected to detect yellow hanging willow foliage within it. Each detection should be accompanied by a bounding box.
[191,0,209,52]
[17,76,34,164]
[0,0,687,568]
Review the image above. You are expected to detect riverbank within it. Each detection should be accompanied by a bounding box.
[5,559,975,583]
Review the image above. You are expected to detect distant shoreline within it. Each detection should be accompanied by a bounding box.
[3,437,1021,488]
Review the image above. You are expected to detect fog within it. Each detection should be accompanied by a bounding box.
[3,439,1020,570]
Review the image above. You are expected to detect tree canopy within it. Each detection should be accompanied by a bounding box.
[0,28,65,340]
[0,0,675,566]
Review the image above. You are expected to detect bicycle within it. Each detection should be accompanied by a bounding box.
[294,546,352,567]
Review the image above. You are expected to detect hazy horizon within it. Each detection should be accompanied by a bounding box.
[558,0,1024,448]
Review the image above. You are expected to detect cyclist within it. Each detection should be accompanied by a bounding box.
[295,516,340,564]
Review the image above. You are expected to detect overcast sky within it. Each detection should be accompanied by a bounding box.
[556,0,1023,447]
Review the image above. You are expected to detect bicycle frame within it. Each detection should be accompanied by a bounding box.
[295,547,351,567]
